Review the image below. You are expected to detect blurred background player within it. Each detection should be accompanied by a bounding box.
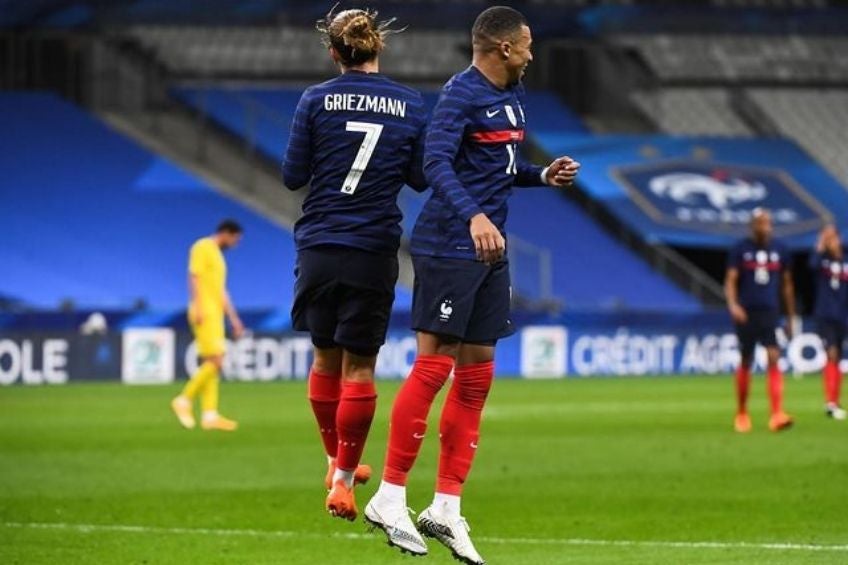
[809,225,848,420]
[281,7,428,524]
[725,209,795,433]
[171,220,245,431]
[365,6,579,563]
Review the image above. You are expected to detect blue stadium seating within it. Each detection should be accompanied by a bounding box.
[0,91,420,312]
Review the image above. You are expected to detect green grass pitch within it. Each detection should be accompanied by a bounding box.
[1,375,847,564]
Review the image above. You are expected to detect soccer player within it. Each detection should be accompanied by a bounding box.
[725,208,795,433]
[810,224,847,419]
[364,7,579,563]
[171,220,245,432]
[281,8,427,524]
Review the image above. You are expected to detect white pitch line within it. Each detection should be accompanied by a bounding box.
[3,521,847,553]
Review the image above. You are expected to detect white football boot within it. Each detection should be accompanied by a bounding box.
[417,504,485,565]
[364,495,428,556]
[826,403,847,420]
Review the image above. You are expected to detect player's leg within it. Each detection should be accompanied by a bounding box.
[418,261,510,565]
[760,314,792,431]
[306,344,346,485]
[733,320,755,432]
[366,331,453,554]
[374,257,481,496]
[326,349,378,520]
[326,252,396,521]
[172,318,226,430]
[367,257,481,554]
[822,320,846,419]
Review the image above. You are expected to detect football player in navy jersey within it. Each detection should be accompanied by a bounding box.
[281,7,427,525]
[810,225,848,420]
[365,7,579,563]
[725,209,796,433]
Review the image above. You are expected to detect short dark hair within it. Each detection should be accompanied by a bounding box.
[216,219,243,234]
[472,6,527,50]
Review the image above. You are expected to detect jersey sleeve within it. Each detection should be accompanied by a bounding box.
[188,241,207,276]
[780,243,793,271]
[514,155,546,187]
[808,251,822,270]
[405,121,428,192]
[726,243,743,270]
[281,88,314,190]
[423,87,483,222]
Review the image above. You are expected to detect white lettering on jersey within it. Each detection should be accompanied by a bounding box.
[323,93,407,118]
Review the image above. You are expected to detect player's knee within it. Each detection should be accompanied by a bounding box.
[207,355,224,370]
[417,331,460,359]
[312,344,343,375]
[765,351,781,369]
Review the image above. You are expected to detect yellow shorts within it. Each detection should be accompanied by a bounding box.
[189,313,226,358]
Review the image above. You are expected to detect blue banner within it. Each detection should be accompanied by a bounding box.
[2,312,845,384]
[532,134,848,249]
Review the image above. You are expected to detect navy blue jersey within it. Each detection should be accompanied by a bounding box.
[282,71,427,255]
[411,66,546,260]
[810,249,848,321]
[727,238,791,312]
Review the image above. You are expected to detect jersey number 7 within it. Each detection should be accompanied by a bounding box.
[342,121,384,195]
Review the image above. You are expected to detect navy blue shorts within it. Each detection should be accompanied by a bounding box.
[291,245,398,356]
[817,318,847,353]
[735,310,780,358]
[410,255,513,344]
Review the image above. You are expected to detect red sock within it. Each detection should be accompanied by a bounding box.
[436,361,494,496]
[308,368,341,458]
[768,365,784,415]
[335,380,377,472]
[382,355,454,486]
[735,366,751,414]
[825,360,842,405]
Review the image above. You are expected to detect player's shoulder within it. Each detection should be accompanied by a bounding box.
[191,237,215,252]
[771,238,789,254]
[375,75,424,103]
[730,237,751,252]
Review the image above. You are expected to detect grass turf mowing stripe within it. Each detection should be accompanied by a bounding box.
[4,522,847,554]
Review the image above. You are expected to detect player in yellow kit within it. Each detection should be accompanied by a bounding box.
[171,220,245,431]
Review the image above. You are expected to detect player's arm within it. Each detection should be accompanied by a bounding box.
[188,244,204,325]
[424,89,502,263]
[188,273,203,326]
[281,89,313,190]
[782,267,796,339]
[223,289,245,339]
[724,267,747,324]
[405,123,428,192]
[515,155,580,188]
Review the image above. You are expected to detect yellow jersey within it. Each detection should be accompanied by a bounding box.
[188,237,226,318]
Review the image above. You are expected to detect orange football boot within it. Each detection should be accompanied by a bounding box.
[326,479,358,521]
[734,412,752,433]
[769,412,794,432]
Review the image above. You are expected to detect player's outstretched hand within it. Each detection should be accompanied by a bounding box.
[470,213,505,264]
[545,156,581,187]
[729,303,748,324]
